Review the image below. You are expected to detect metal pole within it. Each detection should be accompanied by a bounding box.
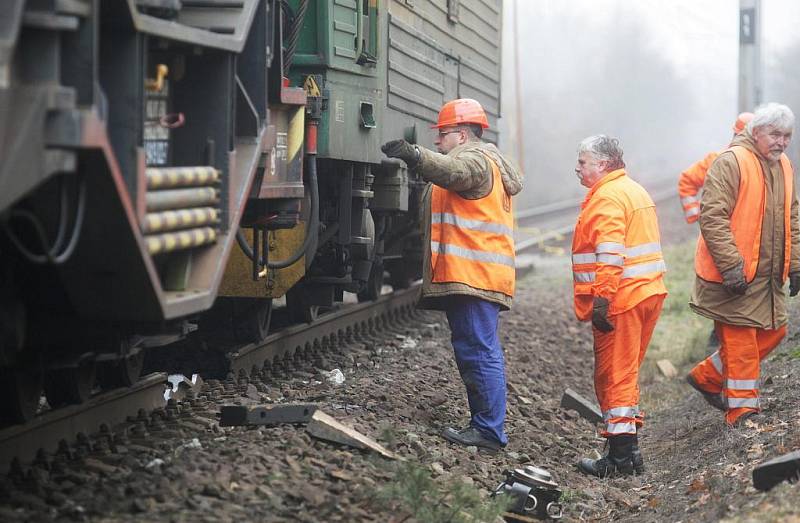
[738,0,762,112]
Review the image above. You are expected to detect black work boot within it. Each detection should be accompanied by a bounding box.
[686,374,726,411]
[578,434,638,478]
[441,426,503,452]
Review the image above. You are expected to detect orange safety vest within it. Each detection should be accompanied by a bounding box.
[572,170,667,320]
[430,157,515,297]
[695,146,793,283]
[678,151,718,223]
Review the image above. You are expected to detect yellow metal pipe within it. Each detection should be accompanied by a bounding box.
[287,106,305,164]
[142,207,220,234]
[145,187,219,212]
[146,166,220,190]
[145,226,218,255]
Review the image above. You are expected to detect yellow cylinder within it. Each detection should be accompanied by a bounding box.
[142,207,220,234]
[145,227,218,255]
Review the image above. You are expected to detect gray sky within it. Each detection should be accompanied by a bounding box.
[498,0,800,210]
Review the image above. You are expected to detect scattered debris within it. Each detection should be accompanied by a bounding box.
[752,450,800,491]
[145,458,165,471]
[399,337,418,350]
[164,373,203,402]
[560,388,602,424]
[82,458,118,476]
[329,469,354,481]
[322,368,346,386]
[306,410,398,460]
[656,359,678,379]
[219,403,319,427]
[174,438,202,456]
[518,395,533,405]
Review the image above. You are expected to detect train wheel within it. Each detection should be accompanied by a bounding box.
[387,260,413,290]
[0,366,42,423]
[357,260,384,302]
[44,359,96,407]
[97,349,145,390]
[232,298,273,343]
[287,287,319,324]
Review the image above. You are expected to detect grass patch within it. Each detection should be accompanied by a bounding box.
[641,239,713,384]
[376,462,510,523]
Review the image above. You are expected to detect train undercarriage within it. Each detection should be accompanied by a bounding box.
[0,0,500,425]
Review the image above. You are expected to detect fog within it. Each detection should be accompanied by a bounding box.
[499,1,740,209]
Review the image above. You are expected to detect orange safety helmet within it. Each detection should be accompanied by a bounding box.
[432,98,489,129]
[733,112,754,134]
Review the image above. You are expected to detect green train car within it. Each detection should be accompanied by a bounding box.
[0,0,502,423]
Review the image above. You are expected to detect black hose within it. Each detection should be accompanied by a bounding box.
[282,0,308,71]
[236,153,319,269]
[2,174,86,265]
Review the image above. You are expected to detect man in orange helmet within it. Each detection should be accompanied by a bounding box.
[678,112,754,223]
[381,98,523,451]
[571,135,667,477]
[686,103,800,428]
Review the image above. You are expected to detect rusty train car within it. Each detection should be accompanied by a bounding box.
[0,0,503,423]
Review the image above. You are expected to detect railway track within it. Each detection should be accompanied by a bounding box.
[0,373,169,473]
[0,184,679,473]
[0,285,423,473]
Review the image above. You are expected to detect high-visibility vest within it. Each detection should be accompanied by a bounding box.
[678,151,718,223]
[430,156,515,296]
[572,169,667,320]
[695,146,793,283]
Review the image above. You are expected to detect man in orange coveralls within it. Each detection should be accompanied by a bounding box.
[686,103,800,428]
[571,135,667,478]
[678,113,754,349]
[678,113,754,223]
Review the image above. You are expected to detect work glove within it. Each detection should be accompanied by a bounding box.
[721,261,748,296]
[790,272,800,297]
[591,296,614,333]
[381,139,419,168]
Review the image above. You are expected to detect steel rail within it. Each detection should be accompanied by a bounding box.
[227,286,420,376]
[0,373,168,471]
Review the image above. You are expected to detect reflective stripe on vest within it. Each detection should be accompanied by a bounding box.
[681,195,699,206]
[684,207,700,218]
[431,241,515,267]
[432,212,515,237]
[695,146,793,283]
[572,242,666,282]
[430,154,515,296]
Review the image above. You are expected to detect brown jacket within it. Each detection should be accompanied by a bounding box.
[414,141,523,311]
[690,133,800,328]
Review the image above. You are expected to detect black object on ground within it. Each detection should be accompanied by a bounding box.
[752,450,800,491]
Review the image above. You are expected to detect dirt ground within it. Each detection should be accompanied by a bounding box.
[1,196,799,522]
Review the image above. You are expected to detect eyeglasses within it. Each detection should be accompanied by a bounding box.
[438,129,462,138]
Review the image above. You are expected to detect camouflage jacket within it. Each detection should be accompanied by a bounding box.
[414,140,523,311]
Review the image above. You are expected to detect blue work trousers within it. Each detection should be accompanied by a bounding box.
[445,296,508,445]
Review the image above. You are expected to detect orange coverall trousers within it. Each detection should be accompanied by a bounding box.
[593,294,665,437]
[688,323,786,425]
